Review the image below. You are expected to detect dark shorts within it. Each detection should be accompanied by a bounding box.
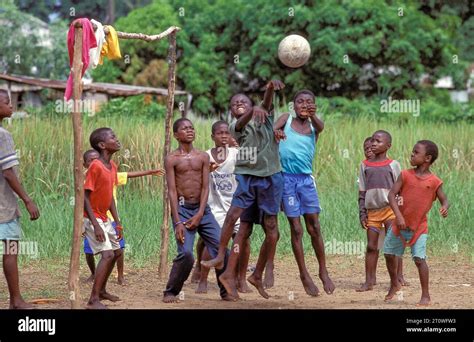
[231,172,283,216]
[240,203,264,225]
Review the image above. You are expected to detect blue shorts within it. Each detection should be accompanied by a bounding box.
[383,228,427,260]
[84,221,125,255]
[240,203,263,225]
[281,173,321,217]
[231,172,283,216]
[0,218,21,241]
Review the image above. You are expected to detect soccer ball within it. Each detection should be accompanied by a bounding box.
[278,34,311,68]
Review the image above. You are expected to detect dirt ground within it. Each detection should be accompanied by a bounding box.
[0,254,472,309]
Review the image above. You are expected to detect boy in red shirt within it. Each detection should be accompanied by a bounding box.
[83,127,123,309]
[385,140,449,306]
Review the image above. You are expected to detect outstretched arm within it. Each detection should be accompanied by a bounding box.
[127,169,165,178]
[262,80,285,111]
[436,185,449,217]
[2,168,39,220]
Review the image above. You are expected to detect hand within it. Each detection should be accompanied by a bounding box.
[395,215,406,230]
[25,200,40,221]
[151,169,165,177]
[185,214,203,230]
[94,225,105,242]
[252,106,269,124]
[175,223,185,244]
[307,103,317,117]
[273,129,286,143]
[209,162,219,172]
[439,205,448,218]
[228,136,239,148]
[360,218,368,230]
[115,225,123,240]
[266,80,285,91]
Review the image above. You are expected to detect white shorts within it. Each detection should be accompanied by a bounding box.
[83,217,120,254]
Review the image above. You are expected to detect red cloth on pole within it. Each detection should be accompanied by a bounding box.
[64,18,97,100]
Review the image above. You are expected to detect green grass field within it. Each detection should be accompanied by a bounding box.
[6,111,473,266]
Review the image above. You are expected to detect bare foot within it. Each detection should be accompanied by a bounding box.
[384,284,402,301]
[85,275,95,284]
[117,276,127,286]
[10,299,33,309]
[190,267,201,284]
[195,280,208,294]
[200,256,224,270]
[237,279,252,293]
[416,296,431,306]
[219,272,239,299]
[300,274,320,297]
[86,300,108,309]
[398,276,409,286]
[99,292,120,302]
[162,294,179,303]
[319,273,335,294]
[248,273,270,299]
[356,282,374,292]
[221,294,238,302]
[263,266,274,289]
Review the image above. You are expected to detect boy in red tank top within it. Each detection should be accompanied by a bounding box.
[385,140,449,306]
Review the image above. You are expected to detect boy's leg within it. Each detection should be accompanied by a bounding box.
[304,213,335,294]
[163,226,197,303]
[385,220,408,286]
[248,214,279,299]
[412,234,430,305]
[201,206,244,269]
[85,253,96,282]
[287,216,319,296]
[196,246,211,293]
[197,207,233,300]
[237,226,252,293]
[262,221,277,289]
[357,228,379,292]
[88,249,115,309]
[191,237,205,283]
[99,248,122,301]
[383,227,405,301]
[3,240,32,309]
[116,251,125,285]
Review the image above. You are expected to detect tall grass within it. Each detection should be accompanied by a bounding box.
[6,112,473,265]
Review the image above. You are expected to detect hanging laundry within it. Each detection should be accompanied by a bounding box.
[65,18,97,100]
[100,25,122,64]
[89,19,106,69]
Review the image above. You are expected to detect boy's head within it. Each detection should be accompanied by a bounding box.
[293,89,315,119]
[411,140,438,166]
[89,127,121,155]
[173,118,195,143]
[211,120,230,147]
[83,149,100,169]
[0,90,13,119]
[230,93,253,119]
[363,137,374,160]
[371,130,392,156]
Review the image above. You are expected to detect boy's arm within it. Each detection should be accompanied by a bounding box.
[2,168,39,220]
[358,191,367,229]
[309,110,324,136]
[388,174,406,230]
[262,80,285,111]
[436,185,449,217]
[273,113,289,143]
[234,107,256,132]
[84,190,105,242]
[126,169,165,178]
[185,153,210,230]
[109,198,122,239]
[165,155,185,244]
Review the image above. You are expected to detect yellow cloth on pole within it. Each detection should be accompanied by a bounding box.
[100,25,122,64]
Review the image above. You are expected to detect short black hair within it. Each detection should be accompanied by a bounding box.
[417,140,438,164]
[230,93,254,106]
[89,127,112,152]
[364,136,372,145]
[173,118,192,133]
[211,120,228,134]
[83,149,99,161]
[373,130,392,143]
[293,89,315,103]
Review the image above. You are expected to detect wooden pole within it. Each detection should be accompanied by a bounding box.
[67,23,84,309]
[158,31,177,278]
